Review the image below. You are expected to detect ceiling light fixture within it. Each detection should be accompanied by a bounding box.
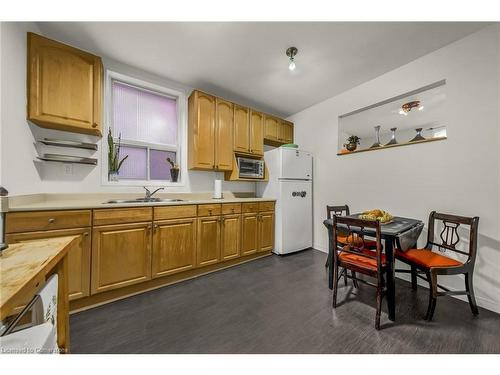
[286,47,298,71]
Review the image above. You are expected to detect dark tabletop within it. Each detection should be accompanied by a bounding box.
[323,214,422,237]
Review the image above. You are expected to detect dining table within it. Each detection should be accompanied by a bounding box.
[323,214,423,321]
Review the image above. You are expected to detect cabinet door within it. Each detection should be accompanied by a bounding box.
[264,115,279,141]
[279,120,294,144]
[221,214,241,261]
[259,212,275,252]
[215,99,234,171]
[250,110,264,156]
[233,105,250,153]
[241,213,259,256]
[152,218,196,278]
[27,33,102,136]
[91,223,152,294]
[189,91,216,170]
[197,217,221,267]
[6,228,91,301]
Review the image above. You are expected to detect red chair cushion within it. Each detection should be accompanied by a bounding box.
[337,234,377,248]
[339,249,386,271]
[395,248,462,268]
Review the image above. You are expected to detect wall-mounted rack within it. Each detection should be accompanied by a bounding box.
[37,154,98,165]
[38,138,98,151]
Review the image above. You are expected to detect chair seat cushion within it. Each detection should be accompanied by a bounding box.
[337,234,377,249]
[395,248,462,268]
[339,250,386,271]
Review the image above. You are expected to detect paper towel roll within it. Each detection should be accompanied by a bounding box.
[214,180,222,199]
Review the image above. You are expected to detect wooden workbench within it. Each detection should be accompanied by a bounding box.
[1,235,79,353]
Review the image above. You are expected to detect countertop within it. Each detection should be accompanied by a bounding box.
[7,193,276,212]
[0,236,78,320]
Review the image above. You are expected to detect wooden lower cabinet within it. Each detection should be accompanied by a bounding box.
[259,211,275,252]
[197,216,221,266]
[221,214,241,261]
[241,213,259,256]
[91,222,152,294]
[152,218,196,278]
[6,227,91,301]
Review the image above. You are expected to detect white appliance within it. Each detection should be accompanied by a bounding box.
[257,147,313,255]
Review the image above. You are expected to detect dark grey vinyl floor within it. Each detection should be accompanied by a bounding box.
[70,249,500,354]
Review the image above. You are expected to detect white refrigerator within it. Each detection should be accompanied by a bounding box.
[257,147,313,255]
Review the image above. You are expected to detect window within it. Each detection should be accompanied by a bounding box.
[107,72,183,183]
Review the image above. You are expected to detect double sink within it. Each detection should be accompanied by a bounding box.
[104,198,185,204]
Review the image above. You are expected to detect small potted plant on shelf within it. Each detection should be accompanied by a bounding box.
[166,157,180,182]
[344,135,361,152]
[107,129,128,182]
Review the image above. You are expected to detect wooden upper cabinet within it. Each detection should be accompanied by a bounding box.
[250,110,264,156]
[152,218,197,278]
[91,222,152,294]
[279,120,294,144]
[264,115,279,141]
[188,90,216,170]
[27,33,103,136]
[215,99,234,171]
[233,105,250,153]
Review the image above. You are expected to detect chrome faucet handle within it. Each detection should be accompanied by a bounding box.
[143,186,152,198]
[149,187,165,198]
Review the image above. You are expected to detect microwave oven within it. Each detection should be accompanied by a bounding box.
[237,157,265,179]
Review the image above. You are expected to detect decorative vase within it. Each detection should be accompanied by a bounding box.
[170,168,179,182]
[108,171,119,182]
[370,125,382,148]
[385,127,398,145]
[345,142,357,152]
[409,127,426,142]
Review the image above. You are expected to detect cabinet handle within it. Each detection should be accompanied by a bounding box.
[154,224,159,232]
[208,209,213,215]
[221,217,225,224]
[48,218,55,224]
[83,232,89,236]
[231,208,235,213]
[92,123,98,128]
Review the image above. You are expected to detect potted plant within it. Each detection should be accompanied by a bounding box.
[107,129,128,182]
[344,135,361,152]
[166,157,180,182]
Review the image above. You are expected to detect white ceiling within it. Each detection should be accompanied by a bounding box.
[37,22,487,117]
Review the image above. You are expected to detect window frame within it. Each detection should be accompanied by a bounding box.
[102,70,187,187]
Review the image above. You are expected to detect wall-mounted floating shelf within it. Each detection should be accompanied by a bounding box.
[337,136,447,156]
[38,138,98,151]
[37,154,98,165]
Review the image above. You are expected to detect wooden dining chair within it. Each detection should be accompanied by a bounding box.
[395,211,480,321]
[325,205,377,268]
[332,216,387,330]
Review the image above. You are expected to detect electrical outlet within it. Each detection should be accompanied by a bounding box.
[63,164,74,175]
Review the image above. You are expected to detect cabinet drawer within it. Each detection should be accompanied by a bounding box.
[221,203,241,215]
[93,207,152,226]
[6,210,91,233]
[259,201,275,212]
[242,202,259,213]
[198,204,221,217]
[154,205,197,221]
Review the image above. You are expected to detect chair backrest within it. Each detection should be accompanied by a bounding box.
[426,211,479,264]
[326,204,350,220]
[332,216,383,272]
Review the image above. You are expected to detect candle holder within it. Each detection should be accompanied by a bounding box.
[370,125,382,148]
[409,127,426,142]
[385,127,398,145]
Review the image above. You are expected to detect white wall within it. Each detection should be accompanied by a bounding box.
[0,22,255,196]
[289,25,500,313]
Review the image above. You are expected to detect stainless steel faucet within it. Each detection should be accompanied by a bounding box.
[143,186,164,199]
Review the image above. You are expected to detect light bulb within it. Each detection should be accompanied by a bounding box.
[288,60,296,71]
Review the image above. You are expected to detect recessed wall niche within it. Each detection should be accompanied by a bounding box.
[337,80,447,155]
